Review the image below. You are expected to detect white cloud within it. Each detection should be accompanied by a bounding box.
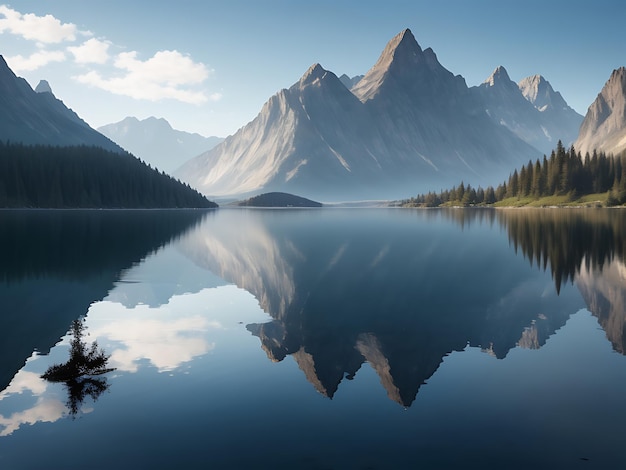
[0,5,80,43]
[74,49,213,104]
[5,50,66,72]
[68,37,110,64]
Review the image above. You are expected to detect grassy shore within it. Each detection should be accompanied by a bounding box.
[399,192,626,208]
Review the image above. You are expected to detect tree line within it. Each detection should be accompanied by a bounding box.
[0,141,217,208]
[403,141,626,207]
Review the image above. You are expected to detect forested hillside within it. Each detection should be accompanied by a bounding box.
[403,141,626,207]
[0,142,217,208]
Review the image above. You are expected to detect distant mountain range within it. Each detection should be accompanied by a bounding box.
[98,117,223,173]
[0,56,121,153]
[473,66,583,155]
[175,29,588,201]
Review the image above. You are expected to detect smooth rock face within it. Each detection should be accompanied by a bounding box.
[0,56,121,152]
[176,30,548,201]
[98,116,223,173]
[575,67,626,156]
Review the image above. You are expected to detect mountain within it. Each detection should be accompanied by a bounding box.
[98,116,223,173]
[0,56,121,152]
[338,73,363,89]
[575,67,626,156]
[473,66,582,155]
[176,29,540,201]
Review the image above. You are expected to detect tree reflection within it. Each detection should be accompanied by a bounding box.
[41,319,114,417]
[498,209,626,293]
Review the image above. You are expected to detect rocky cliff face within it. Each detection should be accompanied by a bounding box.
[575,67,626,156]
[0,56,121,152]
[176,30,541,201]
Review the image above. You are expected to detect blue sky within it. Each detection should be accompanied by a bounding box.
[1,0,625,137]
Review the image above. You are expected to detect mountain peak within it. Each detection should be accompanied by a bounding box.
[300,63,327,86]
[352,28,437,102]
[35,80,53,95]
[484,66,512,87]
[376,28,423,68]
[518,74,571,113]
[607,67,626,90]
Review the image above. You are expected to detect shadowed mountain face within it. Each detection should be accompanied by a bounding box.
[0,210,208,391]
[176,30,541,201]
[0,57,121,152]
[179,209,595,406]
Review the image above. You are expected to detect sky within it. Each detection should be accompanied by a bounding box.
[1,0,625,138]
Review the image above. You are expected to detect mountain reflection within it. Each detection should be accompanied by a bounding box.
[0,209,209,391]
[181,209,600,406]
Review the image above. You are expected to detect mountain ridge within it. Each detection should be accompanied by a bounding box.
[176,30,544,201]
[98,116,223,173]
[0,56,122,153]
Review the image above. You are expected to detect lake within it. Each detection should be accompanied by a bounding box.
[0,207,625,469]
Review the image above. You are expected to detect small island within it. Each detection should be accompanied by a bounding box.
[237,192,322,208]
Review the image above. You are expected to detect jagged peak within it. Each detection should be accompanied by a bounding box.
[607,66,626,86]
[518,74,546,91]
[299,63,327,85]
[351,29,432,101]
[375,28,423,67]
[35,79,53,94]
[484,66,512,87]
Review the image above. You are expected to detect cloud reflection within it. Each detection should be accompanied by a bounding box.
[0,369,66,436]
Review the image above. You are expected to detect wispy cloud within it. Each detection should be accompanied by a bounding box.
[0,5,218,104]
[68,38,110,64]
[0,5,82,43]
[5,50,66,72]
[75,50,215,104]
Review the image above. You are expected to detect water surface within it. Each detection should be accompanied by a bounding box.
[0,208,625,469]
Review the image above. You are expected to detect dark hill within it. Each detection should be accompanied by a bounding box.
[238,192,322,207]
[0,142,217,208]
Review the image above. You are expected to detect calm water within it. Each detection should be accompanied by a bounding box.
[0,208,625,469]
